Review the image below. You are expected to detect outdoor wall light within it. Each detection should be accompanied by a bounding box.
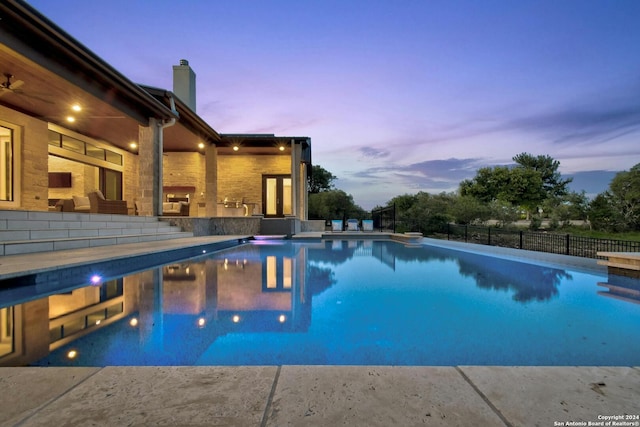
[90,274,102,285]
[232,315,240,323]
[67,350,78,359]
[278,146,285,151]
[279,314,286,323]
[198,142,205,149]
[129,318,138,327]
[129,142,137,150]
[232,145,239,151]
[197,318,206,328]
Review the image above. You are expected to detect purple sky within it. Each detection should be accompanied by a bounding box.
[27,0,640,209]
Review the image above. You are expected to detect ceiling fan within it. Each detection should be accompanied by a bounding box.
[0,73,54,103]
[0,73,24,96]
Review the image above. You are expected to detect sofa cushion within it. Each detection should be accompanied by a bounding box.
[72,195,90,209]
[163,202,181,212]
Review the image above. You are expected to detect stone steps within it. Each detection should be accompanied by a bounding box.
[0,210,193,256]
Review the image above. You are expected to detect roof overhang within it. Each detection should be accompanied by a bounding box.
[220,134,311,161]
[0,0,176,150]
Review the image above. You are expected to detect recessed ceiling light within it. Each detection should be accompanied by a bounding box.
[66,116,76,123]
[279,146,285,151]
[198,142,205,149]
[129,142,138,149]
[232,145,239,151]
[71,104,82,112]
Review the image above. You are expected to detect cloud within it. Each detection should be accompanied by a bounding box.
[503,83,640,145]
[510,103,640,145]
[406,158,483,181]
[358,147,390,158]
[348,157,483,191]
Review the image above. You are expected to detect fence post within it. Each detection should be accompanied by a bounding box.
[447,223,450,240]
[464,225,468,242]
[566,234,570,255]
[519,231,523,249]
[488,227,491,245]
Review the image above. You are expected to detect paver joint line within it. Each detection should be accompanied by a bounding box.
[12,367,105,427]
[260,365,282,427]
[455,366,514,427]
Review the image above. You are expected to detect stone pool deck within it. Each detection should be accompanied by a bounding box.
[1,235,638,426]
[1,366,639,426]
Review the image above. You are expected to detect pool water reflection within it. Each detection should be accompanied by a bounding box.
[1,240,639,367]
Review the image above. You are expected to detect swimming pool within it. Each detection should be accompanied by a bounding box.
[4,239,640,366]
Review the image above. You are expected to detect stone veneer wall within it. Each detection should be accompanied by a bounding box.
[122,149,139,211]
[301,220,325,232]
[161,216,262,236]
[163,152,206,215]
[217,155,290,214]
[1,105,49,211]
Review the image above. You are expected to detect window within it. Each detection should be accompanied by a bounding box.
[0,125,13,201]
[50,129,123,166]
[0,121,20,206]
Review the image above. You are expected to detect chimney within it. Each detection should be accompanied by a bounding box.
[173,59,196,112]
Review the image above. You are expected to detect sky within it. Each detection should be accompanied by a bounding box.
[26,0,640,209]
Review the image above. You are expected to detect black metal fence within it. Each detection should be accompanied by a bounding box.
[443,224,640,259]
[371,204,396,232]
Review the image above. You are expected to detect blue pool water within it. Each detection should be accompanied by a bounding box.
[10,240,640,366]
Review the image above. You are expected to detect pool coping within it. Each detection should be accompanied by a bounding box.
[0,233,609,289]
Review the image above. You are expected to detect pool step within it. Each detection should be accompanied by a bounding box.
[0,210,194,256]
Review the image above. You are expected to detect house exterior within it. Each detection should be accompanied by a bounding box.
[0,0,311,225]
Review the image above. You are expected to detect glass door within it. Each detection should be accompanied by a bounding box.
[100,168,122,200]
[263,175,292,218]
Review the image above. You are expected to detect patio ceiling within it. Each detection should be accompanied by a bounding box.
[0,0,209,153]
[0,46,142,150]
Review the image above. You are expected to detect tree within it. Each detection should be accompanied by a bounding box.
[449,195,491,225]
[308,165,336,194]
[459,165,545,213]
[459,166,511,203]
[607,163,640,230]
[588,193,621,231]
[488,200,521,227]
[387,192,454,234]
[512,153,572,198]
[308,189,367,221]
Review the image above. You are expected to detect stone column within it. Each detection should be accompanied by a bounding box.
[299,161,308,220]
[138,118,163,216]
[205,144,218,217]
[290,139,300,218]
